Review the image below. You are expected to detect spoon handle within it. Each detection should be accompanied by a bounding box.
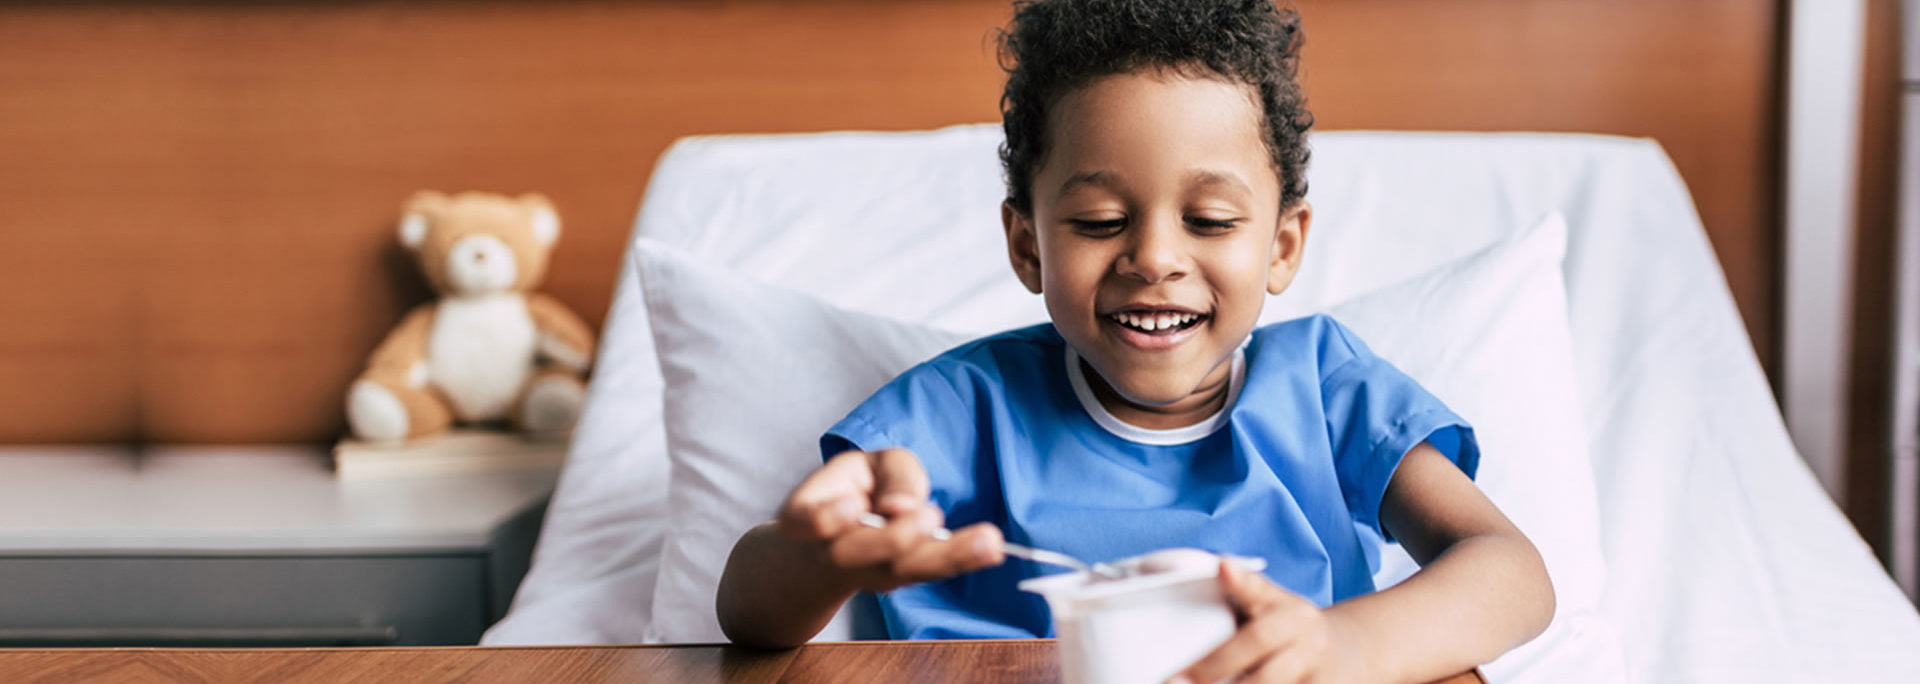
[1002,545,1095,575]
[855,512,1091,575]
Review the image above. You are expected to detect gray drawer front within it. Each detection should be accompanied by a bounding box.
[0,555,485,646]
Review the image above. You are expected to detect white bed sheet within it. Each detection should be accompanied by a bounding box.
[485,125,1920,682]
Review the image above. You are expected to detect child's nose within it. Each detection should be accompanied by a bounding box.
[1115,219,1186,283]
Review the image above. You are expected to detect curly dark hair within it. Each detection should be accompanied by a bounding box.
[996,0,1312,214]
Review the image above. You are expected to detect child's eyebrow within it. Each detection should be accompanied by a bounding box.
[1055,170,1253,200]
[1184,170,1254,199]
[1056,171,1118,199]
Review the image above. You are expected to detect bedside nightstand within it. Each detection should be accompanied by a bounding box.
[0,445,558,647]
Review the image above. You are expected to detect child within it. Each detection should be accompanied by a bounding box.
[717,0,1553,681]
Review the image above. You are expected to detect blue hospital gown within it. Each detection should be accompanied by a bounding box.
[821,314,1477,639]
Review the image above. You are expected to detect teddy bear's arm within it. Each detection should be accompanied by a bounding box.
[361,304,437,387]
[526,293,595,372]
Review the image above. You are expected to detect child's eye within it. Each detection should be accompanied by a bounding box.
[1187,217,1239,233]
[1068,218,1127,235]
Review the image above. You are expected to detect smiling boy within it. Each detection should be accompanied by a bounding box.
[716,2,1553,681]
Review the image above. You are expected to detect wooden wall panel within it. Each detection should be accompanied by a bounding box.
[0,0,1784,444]
[0,0,1012,443]
[1296,0,1783,377]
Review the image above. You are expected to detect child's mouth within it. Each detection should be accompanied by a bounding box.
[1106,310,1209,336]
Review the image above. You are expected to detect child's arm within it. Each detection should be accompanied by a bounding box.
[716,448,1005,649]
[1170,442,1553,684]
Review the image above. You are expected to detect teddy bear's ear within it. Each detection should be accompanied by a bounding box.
[404,190,447,214]
[399,213,430,249]
[521,193,560,246]
[399,191,446,249]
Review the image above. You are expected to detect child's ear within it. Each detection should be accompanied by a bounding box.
[1003,201,1044,294]
[1267,201,1312,295]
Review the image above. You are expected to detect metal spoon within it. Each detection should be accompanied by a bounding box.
[857,512,1127,580]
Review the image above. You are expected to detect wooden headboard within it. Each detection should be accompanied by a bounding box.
[0,0,1781,444]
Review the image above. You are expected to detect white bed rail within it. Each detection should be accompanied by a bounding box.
[1889,0,1920,600]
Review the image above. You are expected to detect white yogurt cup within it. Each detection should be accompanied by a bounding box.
[1018,549,1267,684]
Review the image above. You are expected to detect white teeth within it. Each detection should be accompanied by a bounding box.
[1110,311,1204,332]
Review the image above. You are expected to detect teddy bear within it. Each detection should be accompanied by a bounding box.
[345,190,596,443]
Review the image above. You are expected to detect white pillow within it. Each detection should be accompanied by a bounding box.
[637,239,972,642]
[1333,215,1625,682]
[639,217,1624,680]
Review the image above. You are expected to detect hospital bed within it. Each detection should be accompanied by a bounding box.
[482,125,1920,682]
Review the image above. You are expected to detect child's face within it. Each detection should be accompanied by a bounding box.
[1003,70,1309,416]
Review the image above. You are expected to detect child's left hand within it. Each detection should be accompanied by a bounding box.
[1167,561,1368,684]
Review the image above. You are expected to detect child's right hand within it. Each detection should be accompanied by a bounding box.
[777,447,1006,593]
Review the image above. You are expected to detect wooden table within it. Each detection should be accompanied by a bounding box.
[0,641,1485,683]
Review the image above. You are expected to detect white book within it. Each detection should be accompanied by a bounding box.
[333,429,567,480]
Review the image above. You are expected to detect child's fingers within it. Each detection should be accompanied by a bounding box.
[891,522,1005,582]
[1170,563,1326,684]
[777,451,878,539]
[868,448,931,516]
[1220,559,1293,621]
[1243,648,1312,684]
[1170,607,1298,684]
[826,503,944,569]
